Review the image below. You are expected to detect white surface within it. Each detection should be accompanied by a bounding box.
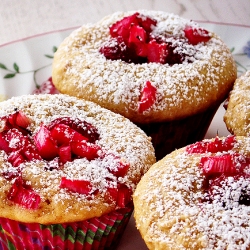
[0,0,250,46]
[0,1,250,249]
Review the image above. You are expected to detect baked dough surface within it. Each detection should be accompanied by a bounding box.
[52,10,237,123]
[0,94,155,224]
[133,136,250,249]
[224,70,250,136]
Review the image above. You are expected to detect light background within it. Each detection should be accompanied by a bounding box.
[0,0,249,45]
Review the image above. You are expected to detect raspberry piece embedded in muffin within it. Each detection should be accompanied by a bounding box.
[50,123,89,145]
[138,81,157,113]
[186,135,236,154]
[8,176,41,209]
[4,128,41,166]
[147,39,168,63]
[60,177,92,195]
[200,154,238,176]
[8,110,30,129]
[128,25,148,57]
[99,37,130,62]
[184,26,211,45]
[34,124,59,160]
[107,184,132,208]
[0,109,104,170]
[109,12,156,43]
[110,12,140,43]
[104,153,130,177]
[70,140,100,160]
[100,12,211,65]
[189,136,250,208]
[47,117,99,143]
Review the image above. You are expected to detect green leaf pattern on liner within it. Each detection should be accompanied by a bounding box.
[75,229,86,244]
[0,207,133,249]
[0,224,16,250]
[40,223,87,245]
[7,239,16,250]
[65,226,77,243]
[39,211,130,246]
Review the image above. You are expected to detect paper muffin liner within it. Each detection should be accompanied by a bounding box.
[0,203,133,250]
[137,105,220,160]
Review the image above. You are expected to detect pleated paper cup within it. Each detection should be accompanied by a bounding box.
[0,203,133,250]
[137,104,220,160]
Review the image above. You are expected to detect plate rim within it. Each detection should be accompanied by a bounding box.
[0,26,79,48]
[1,20,250,48]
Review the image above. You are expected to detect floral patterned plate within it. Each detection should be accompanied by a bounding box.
[0,22,250,250]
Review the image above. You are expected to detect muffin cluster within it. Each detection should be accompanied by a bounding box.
[0,9,244,250]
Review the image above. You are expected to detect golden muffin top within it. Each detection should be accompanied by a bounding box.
[52,10,236,123]
[0,94,155,224]
[134,135,250,249]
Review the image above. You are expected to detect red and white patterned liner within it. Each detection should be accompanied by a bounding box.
[0,203,133,250]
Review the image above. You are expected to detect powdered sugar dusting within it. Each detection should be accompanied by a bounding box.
[52,10,236,123]
[0,94,155,223]
[224,70,250,137]
[134,137,250,249]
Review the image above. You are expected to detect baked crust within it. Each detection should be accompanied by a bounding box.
[0,94,155,224]
[133,136,250,249]
[224,70,250,136]
[52,10,237,123]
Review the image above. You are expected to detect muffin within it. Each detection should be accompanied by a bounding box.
[224,70,250,136]
[52,10,237,160]
[133,135,250,249]
[0,94,155,249]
